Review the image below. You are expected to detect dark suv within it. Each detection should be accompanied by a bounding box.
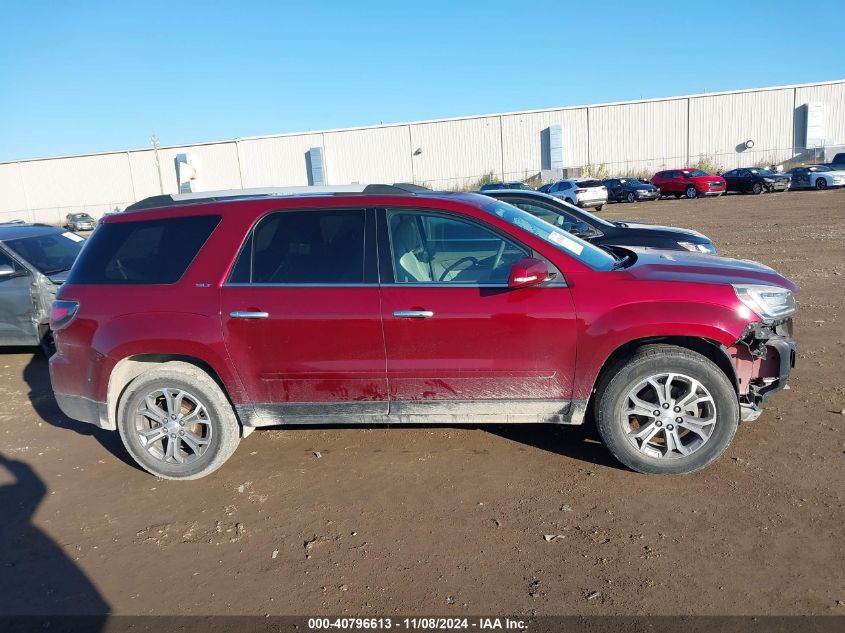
[49,186,797,479]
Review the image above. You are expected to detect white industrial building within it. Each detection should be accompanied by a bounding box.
[1,79,843,224]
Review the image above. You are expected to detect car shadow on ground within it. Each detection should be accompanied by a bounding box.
[485,422,629,471]
[0,452,110,621]
[15,348,141,472]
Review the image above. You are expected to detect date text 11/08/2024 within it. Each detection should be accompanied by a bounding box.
[307,617,527,630]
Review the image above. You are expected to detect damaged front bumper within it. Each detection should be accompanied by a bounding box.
[729,319,796,422]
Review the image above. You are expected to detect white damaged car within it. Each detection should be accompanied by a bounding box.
[787,165,845,190]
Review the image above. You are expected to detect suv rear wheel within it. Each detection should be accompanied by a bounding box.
[595,345,738,475]
[117,362,240,480]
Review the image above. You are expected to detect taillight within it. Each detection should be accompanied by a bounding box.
[576,188,587,193]
[50,300,79,331]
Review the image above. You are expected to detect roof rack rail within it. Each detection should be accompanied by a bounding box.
[124,183,432,212]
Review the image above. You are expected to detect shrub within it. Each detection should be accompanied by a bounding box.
[692,155,724,174]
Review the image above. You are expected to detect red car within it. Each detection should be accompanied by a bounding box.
[48,186,796,479]
[651,169,726,199]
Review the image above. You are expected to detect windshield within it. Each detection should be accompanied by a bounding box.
[748,168,775,176]
[4,232,85,275]
[808,165,832,172]
[481,200,617,271]
[620,178,644,185]
[681,169,708,177]
[71,213,93,220]
[577,179,604,188]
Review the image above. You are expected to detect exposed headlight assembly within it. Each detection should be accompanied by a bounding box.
[733,284,796,320]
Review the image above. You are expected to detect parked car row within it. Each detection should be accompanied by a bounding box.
[482,162,845,209]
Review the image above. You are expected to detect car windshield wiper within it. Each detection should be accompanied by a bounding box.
[610,254,632,271]
[44,266,71,275]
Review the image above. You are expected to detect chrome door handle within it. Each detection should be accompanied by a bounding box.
[229,311,269,319]
[393,310,434,319]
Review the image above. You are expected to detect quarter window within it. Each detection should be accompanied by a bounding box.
[387,210,528,285]
[231,209,366,284]
[69,216,219,285]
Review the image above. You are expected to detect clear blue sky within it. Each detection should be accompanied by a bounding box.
[1,0,843,161]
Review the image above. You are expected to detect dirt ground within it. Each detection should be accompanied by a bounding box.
[0,189,843,618]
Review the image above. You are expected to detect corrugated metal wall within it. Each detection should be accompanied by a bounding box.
[688,88,796,168]
[2,80,843,223]
[501,108,589,177]
[588,99,688,174]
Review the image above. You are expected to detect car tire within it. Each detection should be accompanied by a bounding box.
[685,185,698,199]
[595,204,605,212]
[815,178,827,190]
[565,198,575,205]
[39,330,55,358]
[117,362,241,480]
[752,182,763,195]
[594,344,739,475]
[626,192,636,203]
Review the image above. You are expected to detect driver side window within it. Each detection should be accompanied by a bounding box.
[386,210,528,285]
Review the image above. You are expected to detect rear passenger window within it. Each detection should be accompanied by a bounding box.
[68,216,220,284]
[230,209,366,284]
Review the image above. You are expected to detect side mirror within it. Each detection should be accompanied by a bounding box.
[508,257,550,289]
[0,264,17,278]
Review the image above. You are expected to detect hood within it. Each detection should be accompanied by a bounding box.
[617,222,709,241]
[620,247,796,290]
[626,183,658,191]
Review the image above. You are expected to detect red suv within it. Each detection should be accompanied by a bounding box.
[48,186,796,479]
[651,169,726,199]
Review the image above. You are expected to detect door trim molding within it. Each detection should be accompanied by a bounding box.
[236,399,585,428]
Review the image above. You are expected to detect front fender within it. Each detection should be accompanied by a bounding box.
[572,299,749,400]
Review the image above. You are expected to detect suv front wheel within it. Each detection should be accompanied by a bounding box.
[595,345,739,475]
[117,362,241,480]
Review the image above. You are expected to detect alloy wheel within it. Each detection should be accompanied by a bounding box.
[621,372,717,459]
[134,388,213,465]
